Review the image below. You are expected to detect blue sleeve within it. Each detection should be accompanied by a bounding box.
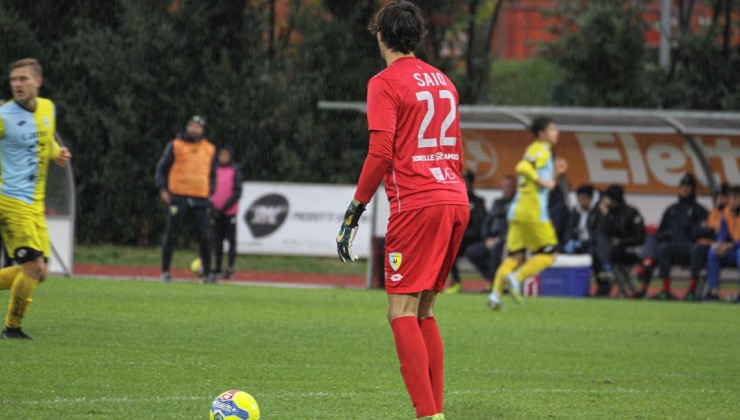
[716,218,729,242]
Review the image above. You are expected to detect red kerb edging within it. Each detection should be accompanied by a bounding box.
[72,264,366,288]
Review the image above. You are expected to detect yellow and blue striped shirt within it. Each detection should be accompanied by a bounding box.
[508,140,554,223]
[0,97,61,208]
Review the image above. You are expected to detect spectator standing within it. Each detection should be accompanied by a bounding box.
[684,183,729,301]
[155,116,217,283]
[445,170,486,293]
[587,185,646,296]
[562,184,600,254]
[634,173,708,300]
[704,185,740,302]
[212,146,243,279]
[457,175,516,292]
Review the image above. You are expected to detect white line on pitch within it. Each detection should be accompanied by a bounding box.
[11,387,732,406]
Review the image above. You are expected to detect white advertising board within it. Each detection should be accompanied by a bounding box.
[236,182,375,257]
[235,182,714,259]
[47,217,74,275]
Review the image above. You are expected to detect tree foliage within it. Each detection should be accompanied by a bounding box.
[0,0,380,244]
[0,0,735,245]
[545,1,649,106]
[544,0,740,109]
[0,0,505,245]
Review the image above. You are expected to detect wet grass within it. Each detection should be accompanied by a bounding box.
[1,277,738,419]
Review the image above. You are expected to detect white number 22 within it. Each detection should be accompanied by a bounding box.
[415,89,457,148]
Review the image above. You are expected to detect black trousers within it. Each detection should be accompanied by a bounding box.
[590,233,631,275]
[689,243,709,279]
[640,234,692,280]
[213,213,237,273]
[464,239,505,281]
[161,198,213,276]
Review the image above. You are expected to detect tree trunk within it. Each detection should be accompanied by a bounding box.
[467,0,502,103]
[466,0,479,87]
[722,0,732,57]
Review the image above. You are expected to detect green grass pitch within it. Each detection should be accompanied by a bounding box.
[1,277,738,419]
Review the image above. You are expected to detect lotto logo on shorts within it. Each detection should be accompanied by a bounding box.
[389,252,403,271]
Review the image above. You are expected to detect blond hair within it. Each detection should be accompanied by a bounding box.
[10,58,43,77]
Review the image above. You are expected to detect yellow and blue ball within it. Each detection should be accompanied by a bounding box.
[209,390,260,420]
[190,258,203,277]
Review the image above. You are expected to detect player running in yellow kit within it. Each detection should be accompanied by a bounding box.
[487,116,560,310]
[0,58,71,339]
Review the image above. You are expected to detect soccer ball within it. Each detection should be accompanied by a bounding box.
[190,258,203,277]
[209,390,260,420]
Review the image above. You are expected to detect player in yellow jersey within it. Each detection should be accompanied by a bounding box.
[0,58,71,339]
[487,116,560,310]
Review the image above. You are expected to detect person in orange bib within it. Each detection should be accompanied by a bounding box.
[155,115,217,283]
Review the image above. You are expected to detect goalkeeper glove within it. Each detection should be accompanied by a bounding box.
[336,201,367,263]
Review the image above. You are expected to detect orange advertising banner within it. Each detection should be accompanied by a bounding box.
[462,130,740,194]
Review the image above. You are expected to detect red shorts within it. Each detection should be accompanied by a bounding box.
[384,204,469,294]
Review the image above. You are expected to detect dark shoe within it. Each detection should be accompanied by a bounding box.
[682,291,698,302]
[203,274,218,285]
[594,282,612,297]
[650,291,678,300]
[635,264,652,283]
[702,292,720,302]
[161,272,171,282]
[1,327,33,340]
[222,269,233,280]
[633,288,647,299]
[595,272,616,297]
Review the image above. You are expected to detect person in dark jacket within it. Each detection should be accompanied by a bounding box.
[548,156,571,247]
[458,175,517,292]
[212,146,243,279]
[155,115,218,283]
[562,184,600,254]
[634,173,708,300]
[446,170,487,293]
[588,185,646,296]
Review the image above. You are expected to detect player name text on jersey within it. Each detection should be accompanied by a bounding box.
[412,153,460,162]
[413,72,448,87]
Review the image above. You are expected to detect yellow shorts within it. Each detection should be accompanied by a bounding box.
[506,220,558,254]
[0,195,48,262]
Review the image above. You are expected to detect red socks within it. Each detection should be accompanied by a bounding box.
[662,277,671,292]
[390,316,436,418]
[688,278,697,293]
[419,316,444,414]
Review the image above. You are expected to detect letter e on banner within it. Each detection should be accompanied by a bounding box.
[575,133,628,184]
[646,144,686,186]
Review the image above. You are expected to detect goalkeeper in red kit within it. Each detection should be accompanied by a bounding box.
[335,2,469,419]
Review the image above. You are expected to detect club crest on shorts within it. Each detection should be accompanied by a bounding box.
[389,252,402,271]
